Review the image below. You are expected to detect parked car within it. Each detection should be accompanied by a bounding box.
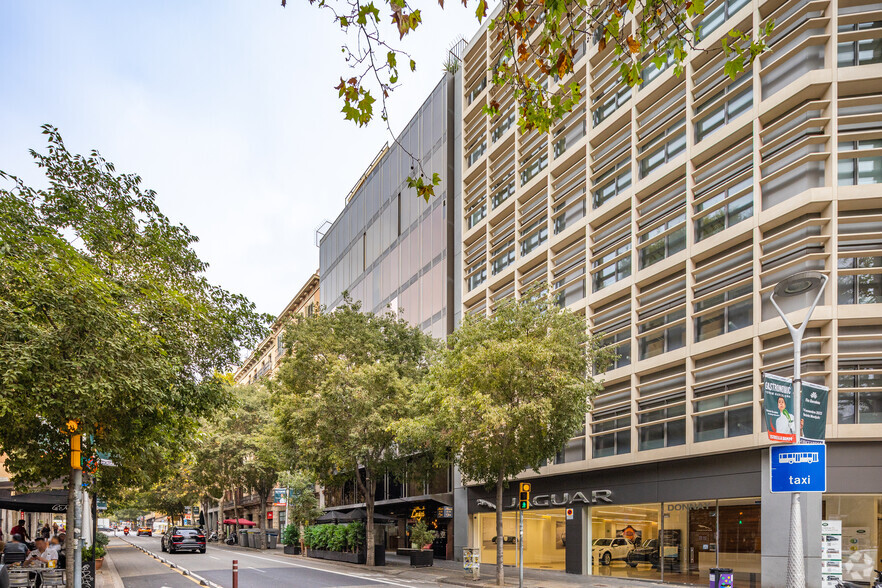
[592,537,634,565]
[161,526,206,554]
[136,527,152,537]
[626,538,679,568]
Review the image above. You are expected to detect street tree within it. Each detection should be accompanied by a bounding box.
[0,126,270,584]
[415,289,611,586]
[273,298,437,567]
[287,0,773,197]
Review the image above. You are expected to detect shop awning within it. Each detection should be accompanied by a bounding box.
[222,518,256,526]
[0,490,68,513]
[342,508,397,524]
[315,510,351,524]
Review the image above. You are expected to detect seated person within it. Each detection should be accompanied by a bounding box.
[48,537,62,553]
[3,534,29,564]
[25,537,58,566]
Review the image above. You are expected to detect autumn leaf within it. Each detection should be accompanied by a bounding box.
[626,35,641,54]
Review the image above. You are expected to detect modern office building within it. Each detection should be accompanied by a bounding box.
[318,70,462,559]
[457,0,882,586]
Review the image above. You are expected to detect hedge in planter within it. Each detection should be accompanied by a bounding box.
[303,522,365,557]
[282,524,301,555]
[407,520,435,567]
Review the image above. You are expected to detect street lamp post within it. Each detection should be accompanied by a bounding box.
[769,270,828,588]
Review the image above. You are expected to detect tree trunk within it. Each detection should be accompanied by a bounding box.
[259,492,268,549]
[217,496,224,539]
[365,475,375,567]
[65,470,76,588]
[496,474,504,586]
[233,489,240,537]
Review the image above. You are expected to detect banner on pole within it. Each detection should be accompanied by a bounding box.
[763,373,796,442]
[800,381,829,443]
[272,488,287,506]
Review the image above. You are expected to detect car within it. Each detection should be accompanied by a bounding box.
[137,527,152,536]
[625,538,679,568]
[161,526,206,554]
[592,537,634,565]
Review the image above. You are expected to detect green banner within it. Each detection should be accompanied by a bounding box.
[763,373,795,442]
[801,381,829,443]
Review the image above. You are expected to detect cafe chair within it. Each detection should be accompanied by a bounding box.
[7,568,32,587]
[41,569,65,587]
[1,551,28,565]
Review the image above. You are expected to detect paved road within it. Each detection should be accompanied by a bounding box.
[115,534,423,588]
[107,539,198,588]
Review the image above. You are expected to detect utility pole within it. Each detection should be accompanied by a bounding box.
[517,483,530,588]
[69,421,83,588]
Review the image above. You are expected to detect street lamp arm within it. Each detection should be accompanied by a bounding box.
[770,274,829,357]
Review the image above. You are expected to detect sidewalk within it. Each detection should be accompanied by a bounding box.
[214,541,686,588]
[97,540,125,588]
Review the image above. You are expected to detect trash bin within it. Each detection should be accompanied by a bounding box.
[265,530,279,549]
[246,529,261,548]
[709,568,733,588]
[238,529,249,547]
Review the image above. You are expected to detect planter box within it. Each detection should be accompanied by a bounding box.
[409,549,434,568]
[306,546,385,565]
[283,545,301,555]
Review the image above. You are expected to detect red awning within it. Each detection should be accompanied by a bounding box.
[222,518,257,526]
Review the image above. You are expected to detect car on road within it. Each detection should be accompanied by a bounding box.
[592,537,634,565]
[161,526,206,554]
[136,527,152,536]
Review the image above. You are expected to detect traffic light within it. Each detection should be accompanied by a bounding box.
[70,434,82,470]
[518,482,531,510]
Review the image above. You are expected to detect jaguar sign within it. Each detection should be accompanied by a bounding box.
[477,489,613,510]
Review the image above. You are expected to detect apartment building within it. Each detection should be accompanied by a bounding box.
[457,0,882,586]
[206,272,320,532]
[233,271,320,386]
[318,72,461,559]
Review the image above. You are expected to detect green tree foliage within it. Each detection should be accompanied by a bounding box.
[0,126,270,582]
[417,290,611,585]
[273,297,437,567]
[287,0,773,174]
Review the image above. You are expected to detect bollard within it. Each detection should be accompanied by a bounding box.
[232,559,239,588]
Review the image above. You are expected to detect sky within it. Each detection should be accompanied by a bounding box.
[0,1,479,317]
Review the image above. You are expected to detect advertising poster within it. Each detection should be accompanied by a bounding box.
[617,525,642,545]
[843,527,875,582]
[821,520,842,588]
[273,488,288,506]
[764,373,796,442]
[801,381,830,443]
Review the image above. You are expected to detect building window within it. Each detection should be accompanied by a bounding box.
[639,119,686,178]
[553,119,586,159]
[592,162,632,209]
[695,177,753,241]
[838,257,882,304]
[838,139,882,185]
[838,362,882,424]
[638,213,686,269]
[602,328,631,370]
[592,407,631,457]
[520,142,548,186]
[592,86,631,127]
[639,308,686,360]
[520,218,548,257]
[492,180,515,209]
[467,76,486,105]
[490,240,515,276]
[468,141,486,167]
[698,0,751,39]
[468,201,487,228]
[694,283,752,342]
[837,23,882,67]
[694,82,752,143]
[492,111,515,143]
[277,334,284,356]
[592,240,631,291]
[693,376,753,442]
[638,394,686,449]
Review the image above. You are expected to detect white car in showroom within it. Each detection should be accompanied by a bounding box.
[593,537,635,565]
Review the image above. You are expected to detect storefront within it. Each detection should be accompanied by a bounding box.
[465,443,882,588]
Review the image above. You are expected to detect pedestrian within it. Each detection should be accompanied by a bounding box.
[10,519,29,541]
[52,522,59,536]
[41,524,50,539]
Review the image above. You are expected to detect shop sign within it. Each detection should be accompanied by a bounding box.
[821,520,842,588]
[410,506,426,521]
[770,444,826,493]
[478,489,613,510]
[267,512,273,520]
[801,381,829,443]
[666,501,714,511]
[763,373,796,442]
[436,506,453,518]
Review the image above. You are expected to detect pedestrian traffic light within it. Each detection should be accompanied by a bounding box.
[518,482,531,510]
[70,434,82,470]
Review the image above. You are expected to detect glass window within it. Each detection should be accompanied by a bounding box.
[837,257,882,304]
[638,394,686,449]
[591,504,661,581]
[593,163,632,209]
[639,308,686,360]
[639,119,686,178]
[838,139,882,185]
[822,495,882,584]
[695,177,753,241]
[694,283,753,342]
[593,86,631,127]
[837,23,882,67]
[837,361,882,423]
[592,241,631,292]
[478,510,566,569]
[592,408,631,457]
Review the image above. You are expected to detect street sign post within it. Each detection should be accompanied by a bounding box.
[770,444,827,493]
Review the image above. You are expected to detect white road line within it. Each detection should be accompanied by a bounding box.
[220,552,418,587]
[208,555,220,560]
[248,566,267,573]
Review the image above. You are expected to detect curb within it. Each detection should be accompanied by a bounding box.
[120,538,224,588]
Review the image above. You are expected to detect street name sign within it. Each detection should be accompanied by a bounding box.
[770,444,827,493]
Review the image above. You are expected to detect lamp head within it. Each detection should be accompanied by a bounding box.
[773,271,825,298]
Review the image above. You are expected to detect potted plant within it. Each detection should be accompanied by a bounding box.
[282,524,300,555]
[408,520,435,567]
[82,544,107,569]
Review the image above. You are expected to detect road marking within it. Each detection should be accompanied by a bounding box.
[230,552,418,587]
[248,566,266,573]
[208,555,220,560]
